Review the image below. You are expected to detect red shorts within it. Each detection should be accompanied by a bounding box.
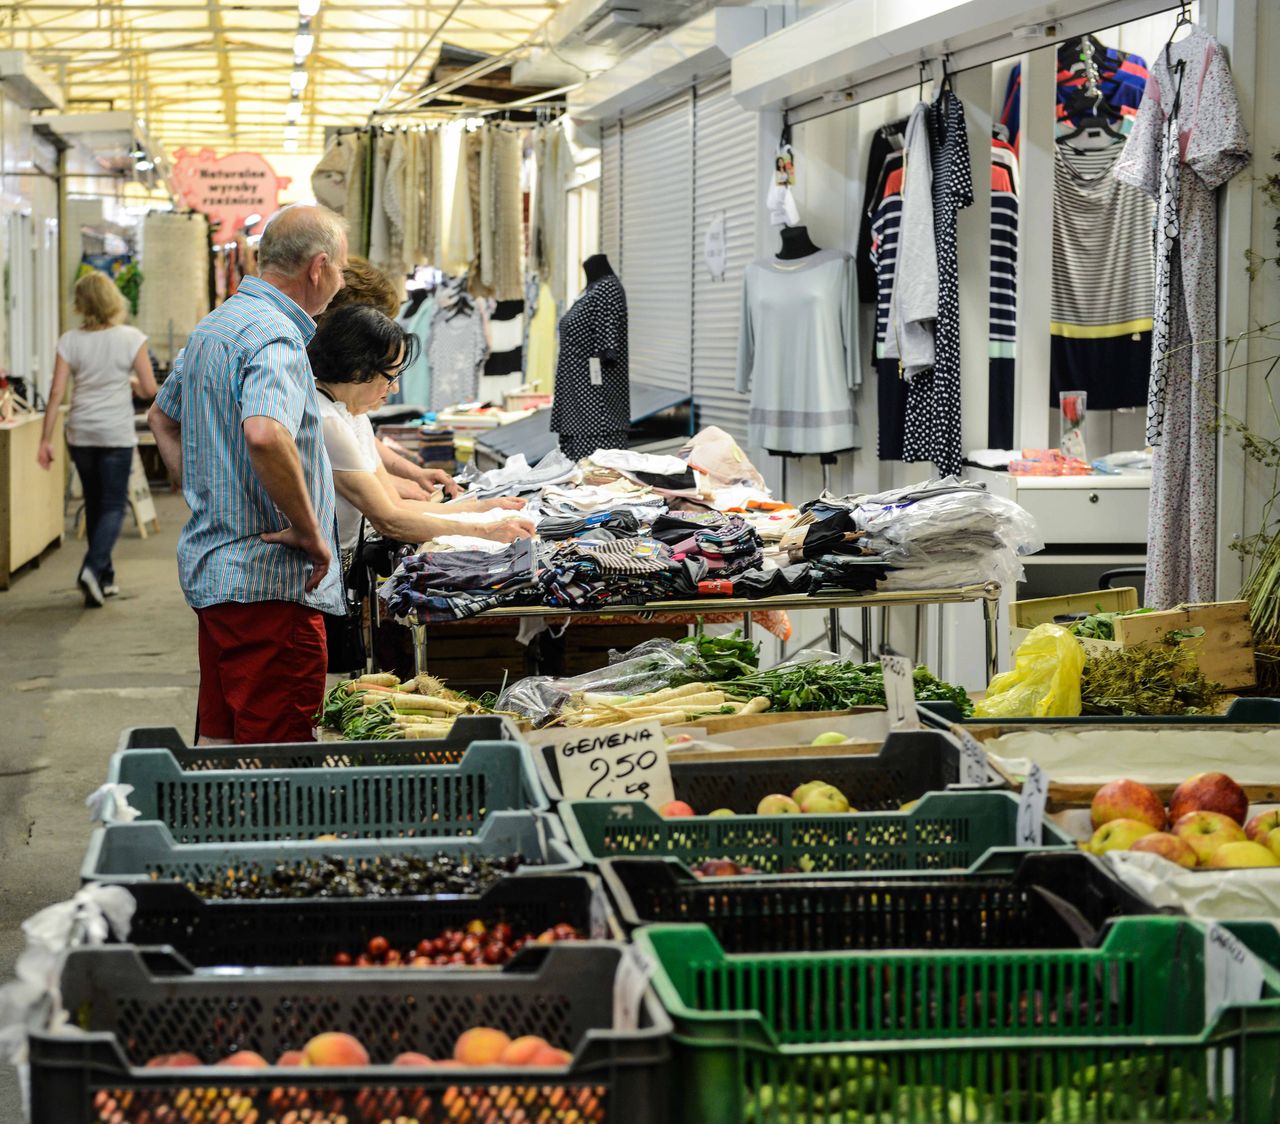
[196,600,327,744]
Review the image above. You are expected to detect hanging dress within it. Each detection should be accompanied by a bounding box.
[901,88,973,478]
[1114,27,1250,607]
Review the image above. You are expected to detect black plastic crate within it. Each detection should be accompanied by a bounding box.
[599,851,1165,953]
[536,729,1003,810]
[117,714,523,768]
[82,812,579,887]
[920,697,1280,727]
[29,943,671,1124]
[122,872,619,967]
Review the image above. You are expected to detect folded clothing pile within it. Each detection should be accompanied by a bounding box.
[537,510,641,542]
[458,449,579,500]
[378,539,541,621]
[649,511,763,577]
[537,481,666,525]
[540,538,695,609]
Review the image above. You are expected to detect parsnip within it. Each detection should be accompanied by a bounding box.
[356,673,400,687]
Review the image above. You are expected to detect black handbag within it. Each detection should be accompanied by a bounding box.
[324,517,369,675]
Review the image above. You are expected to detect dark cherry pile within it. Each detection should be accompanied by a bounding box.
[183,853,533,900]
[335,919,583,968]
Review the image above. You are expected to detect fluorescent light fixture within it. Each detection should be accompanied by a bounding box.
[289,68,308,93]
[293,31,314,60]
[298,0,320,18]
[135,159,155,172]
[283,125,299,140]
[285,98,303,122]
[284,139,299,152]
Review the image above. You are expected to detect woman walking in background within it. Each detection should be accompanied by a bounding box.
[37,270,156,606]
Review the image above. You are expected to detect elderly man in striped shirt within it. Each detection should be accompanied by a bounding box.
[149,205,349,744]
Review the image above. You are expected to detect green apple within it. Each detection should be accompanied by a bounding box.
[800,785,852,814]
[810,732,848,746]
[708,807,734,817]
[757,793,801,815]
[791,780,828,805]
[1086,818,1156,855]
[1206,841,1280,868]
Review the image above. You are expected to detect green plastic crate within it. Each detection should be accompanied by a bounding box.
[82,811,579,887]
[104,741,546,842]
[558,791,1073,877]
[637,919,1280,1124]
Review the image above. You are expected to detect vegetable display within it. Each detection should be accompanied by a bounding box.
[1081,644,1222,716]
[317,673,478,740]
[1068,605,1154,640]
[720,661,973,715]
[559,682,771,728]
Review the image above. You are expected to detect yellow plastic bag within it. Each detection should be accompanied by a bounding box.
[974,623,1084,718]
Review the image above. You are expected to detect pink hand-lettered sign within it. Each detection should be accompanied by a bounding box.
[169,148,292,233]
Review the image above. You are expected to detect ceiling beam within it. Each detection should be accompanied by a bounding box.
[204,0,238,142]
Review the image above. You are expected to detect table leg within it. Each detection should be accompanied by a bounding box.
[413,624,428,676]
[742,612,754,642]
[861,607,873,660]
[828,607,841,655]
[914,606,925,663]
[982,596,998,684]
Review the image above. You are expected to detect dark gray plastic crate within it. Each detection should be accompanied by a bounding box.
[28,942,671,1124]
[105,741,546,842]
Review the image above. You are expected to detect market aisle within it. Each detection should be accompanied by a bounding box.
[0,490,195,1119]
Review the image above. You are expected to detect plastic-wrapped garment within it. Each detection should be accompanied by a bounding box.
[678,426,768,490]
[497,637,707,725]
[457,449,578,500]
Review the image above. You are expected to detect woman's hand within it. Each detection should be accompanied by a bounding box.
[478,496,526,513]
[484,518,537,542]
[36,441,55,470]
[420,467,460,498]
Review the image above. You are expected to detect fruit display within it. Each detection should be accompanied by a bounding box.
[1087,771,1280,868]
[183,852,533,900]
[332,920,583,968]
[656,780,858,818]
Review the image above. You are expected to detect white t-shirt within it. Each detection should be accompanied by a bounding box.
[56,325,147,447]
[318,394,380,551]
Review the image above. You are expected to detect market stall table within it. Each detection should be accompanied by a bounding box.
[408,583,1002,682]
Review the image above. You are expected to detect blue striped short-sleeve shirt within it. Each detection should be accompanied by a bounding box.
[155,276,344,614]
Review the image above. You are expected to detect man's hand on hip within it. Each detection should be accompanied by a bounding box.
[261,524,333,592]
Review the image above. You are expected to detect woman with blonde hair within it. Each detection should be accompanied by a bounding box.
[38,270,157,606]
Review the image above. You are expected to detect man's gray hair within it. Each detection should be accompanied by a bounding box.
[258,205,348,277]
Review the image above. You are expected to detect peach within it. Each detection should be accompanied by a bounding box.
[498,1035,549,1066]
[393,1051,435,1067]
[302,1031,370,1068]
[216,1050,269,1067]
[145,1052,203,1068]
[276,1050,307,1067]
[529,1045,573,1067]
[453,1026,511,1065]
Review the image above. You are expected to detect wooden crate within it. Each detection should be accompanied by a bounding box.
[1012,589,1256,689]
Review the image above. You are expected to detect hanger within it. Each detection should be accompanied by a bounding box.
[938,55,954,97]
[917,61,927,102]
[1058,34,1125,144]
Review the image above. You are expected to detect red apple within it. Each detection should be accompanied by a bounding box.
[1087,818,1156,855]
[1245,809,1280,843]
[1128,832,1197,868]
[1169,773,1248,825]
[1173,811,1247,865]
[1090,779,1166,831]
[660,800,695,817]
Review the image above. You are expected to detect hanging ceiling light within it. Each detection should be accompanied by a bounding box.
[298,0,321,18]
[285,97,304,123]
[289,68,308,94]
[283,125,300,141]
[294,29,314,62]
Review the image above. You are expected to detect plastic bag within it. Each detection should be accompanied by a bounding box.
[497,638,705,725]
[974,623,1084,718]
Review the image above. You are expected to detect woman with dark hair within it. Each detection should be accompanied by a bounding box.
[309,304,531,554]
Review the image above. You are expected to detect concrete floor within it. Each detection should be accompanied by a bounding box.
[0,490,197,1120]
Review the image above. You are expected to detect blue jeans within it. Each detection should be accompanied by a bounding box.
[70,445,133,582]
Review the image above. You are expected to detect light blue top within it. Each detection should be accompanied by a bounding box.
[154,276,344,614]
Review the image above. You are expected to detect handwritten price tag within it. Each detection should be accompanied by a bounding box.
[541,720,675,810]
[1205,923,1265,1019]
[951,726,989,786]
[1016,763,1049,845]
[613,944,656,1032]
[879,654,919,730]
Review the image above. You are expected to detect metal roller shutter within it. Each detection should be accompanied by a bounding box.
[600,122,622,266]
[619,93,693,395]
[692,74,759,443]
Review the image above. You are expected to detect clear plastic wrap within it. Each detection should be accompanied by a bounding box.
[496,638,706,725]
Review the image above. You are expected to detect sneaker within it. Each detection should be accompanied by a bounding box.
[78,566,105,608]
[102,582,120,597]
